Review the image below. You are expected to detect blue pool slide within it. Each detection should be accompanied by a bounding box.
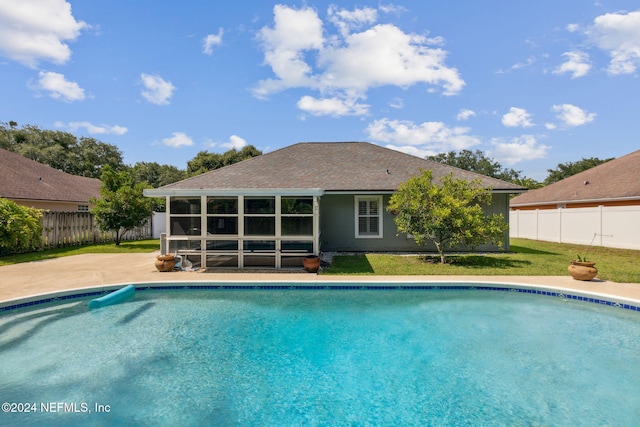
[89,285,135,309]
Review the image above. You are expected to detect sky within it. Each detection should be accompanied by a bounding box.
[1,1,639,181]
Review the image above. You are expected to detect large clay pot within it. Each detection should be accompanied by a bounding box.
[155,255,176,272]
[568,261,597,281]
[303,255,321,273]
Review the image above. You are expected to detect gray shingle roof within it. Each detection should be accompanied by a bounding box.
[157,142,525,193]
[0,148,101,203]
[510,149,640,207]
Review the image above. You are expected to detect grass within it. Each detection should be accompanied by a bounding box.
[323,238,640,284]
[0,239,159,266]
[1,238,638,284]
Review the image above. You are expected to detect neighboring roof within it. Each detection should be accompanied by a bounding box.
[0,148,102,203]
[148,142,525,196]
[510,149,640,207]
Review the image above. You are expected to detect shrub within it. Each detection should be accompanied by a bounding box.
[0,198,43,256]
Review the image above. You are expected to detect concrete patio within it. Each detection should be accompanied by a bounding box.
[1,251,639,307]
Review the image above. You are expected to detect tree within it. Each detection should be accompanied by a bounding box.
[130,161,187,188]
[427,149,524,182]
[0,122,126,178]
[187,145,262,175]
[0,198,43,256]
[90,166,154,245]
[544,157,613,185]
[387,171,508,263]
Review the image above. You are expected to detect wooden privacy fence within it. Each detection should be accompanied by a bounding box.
[41,212,152,249]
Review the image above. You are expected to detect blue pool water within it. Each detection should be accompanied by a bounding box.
[1,287,640,426]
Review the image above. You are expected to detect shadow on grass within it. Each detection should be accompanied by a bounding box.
[429,255,533,270]
[509,245,560,256]
[323,254,374,274]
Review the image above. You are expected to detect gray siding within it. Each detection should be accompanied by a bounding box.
[319,193,511,253]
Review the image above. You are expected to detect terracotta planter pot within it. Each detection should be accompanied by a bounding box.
[302,255,321,273]
[155,255,176,272]
[568,261,597,281]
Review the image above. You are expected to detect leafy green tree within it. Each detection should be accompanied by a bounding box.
[73,137,126,178]
[0,122,126,178]
[0,198,43,256]
[90,167,154,245]
[187,145,262,175]
[130,161,187,188]
[387,171,508,263]
[510,177,544,190]
[544,157,613,185]
[426,149,545,189]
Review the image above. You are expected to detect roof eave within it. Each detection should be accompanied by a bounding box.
[510,195,640,207]
[144,188,325,197]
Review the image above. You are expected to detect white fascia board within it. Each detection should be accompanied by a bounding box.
[510,195,640,208]
[144,188,325,197]
[490,188,528,194]
[324,190,395,195]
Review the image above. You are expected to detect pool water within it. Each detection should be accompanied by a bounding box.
[1,288,640,426]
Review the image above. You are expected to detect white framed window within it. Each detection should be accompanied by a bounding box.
[355,196,383,238]
[77,205,89,212]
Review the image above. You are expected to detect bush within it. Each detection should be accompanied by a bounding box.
[0,198,43,256]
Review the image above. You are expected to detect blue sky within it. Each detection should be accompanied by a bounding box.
[1,1,639,181]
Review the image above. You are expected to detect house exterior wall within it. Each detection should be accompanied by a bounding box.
[8,199,91,212]
[320,193,510,252]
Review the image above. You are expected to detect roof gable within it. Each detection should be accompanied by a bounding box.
[0,148,102,203]
[155,142,524,194]
[510,149,640,207]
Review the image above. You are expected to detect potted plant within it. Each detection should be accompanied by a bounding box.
[302,255,321,273]
[568,235,598,281]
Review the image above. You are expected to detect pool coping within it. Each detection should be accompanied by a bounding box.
[2,279,640,313]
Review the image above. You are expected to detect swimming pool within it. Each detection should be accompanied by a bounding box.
[2,284,640,426]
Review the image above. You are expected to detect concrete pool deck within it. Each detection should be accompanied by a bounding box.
[1,251,639,306]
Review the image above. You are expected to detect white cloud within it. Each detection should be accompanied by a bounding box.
[328,5,377,37]
[553,51,591,78]
[384,144,435,158]
[203,28,223,55]
[552,104,596,126]
[32,71,85,102]
[162,132,193,148]
[56,121,127,135]
[0,0,87,67]
[587,10,640,74]
[566,23,580,33]
[253,4,324,98]
[389,97,404,109]
[221,135,247,150]
[457,109,476,121]
[366,118,481,153]
[253,5,464,116]
[502,107,534,128]
[511,56,536,70]
[489,135,549,166]
[297,95,369,116]
[140,73,176,105]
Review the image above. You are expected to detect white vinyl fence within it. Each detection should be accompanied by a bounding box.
[510,205,640,250]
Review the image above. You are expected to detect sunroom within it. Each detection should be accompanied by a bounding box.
[145,189,322,269]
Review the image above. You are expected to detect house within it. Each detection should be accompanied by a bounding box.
[510,149,640,250]
[144,142,526,269]
[510,149,640,210]
[0,148,101,212]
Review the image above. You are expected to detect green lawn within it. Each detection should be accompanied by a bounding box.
[1,238,638,284]
[323,238,640,284]
[0,239,159,266]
